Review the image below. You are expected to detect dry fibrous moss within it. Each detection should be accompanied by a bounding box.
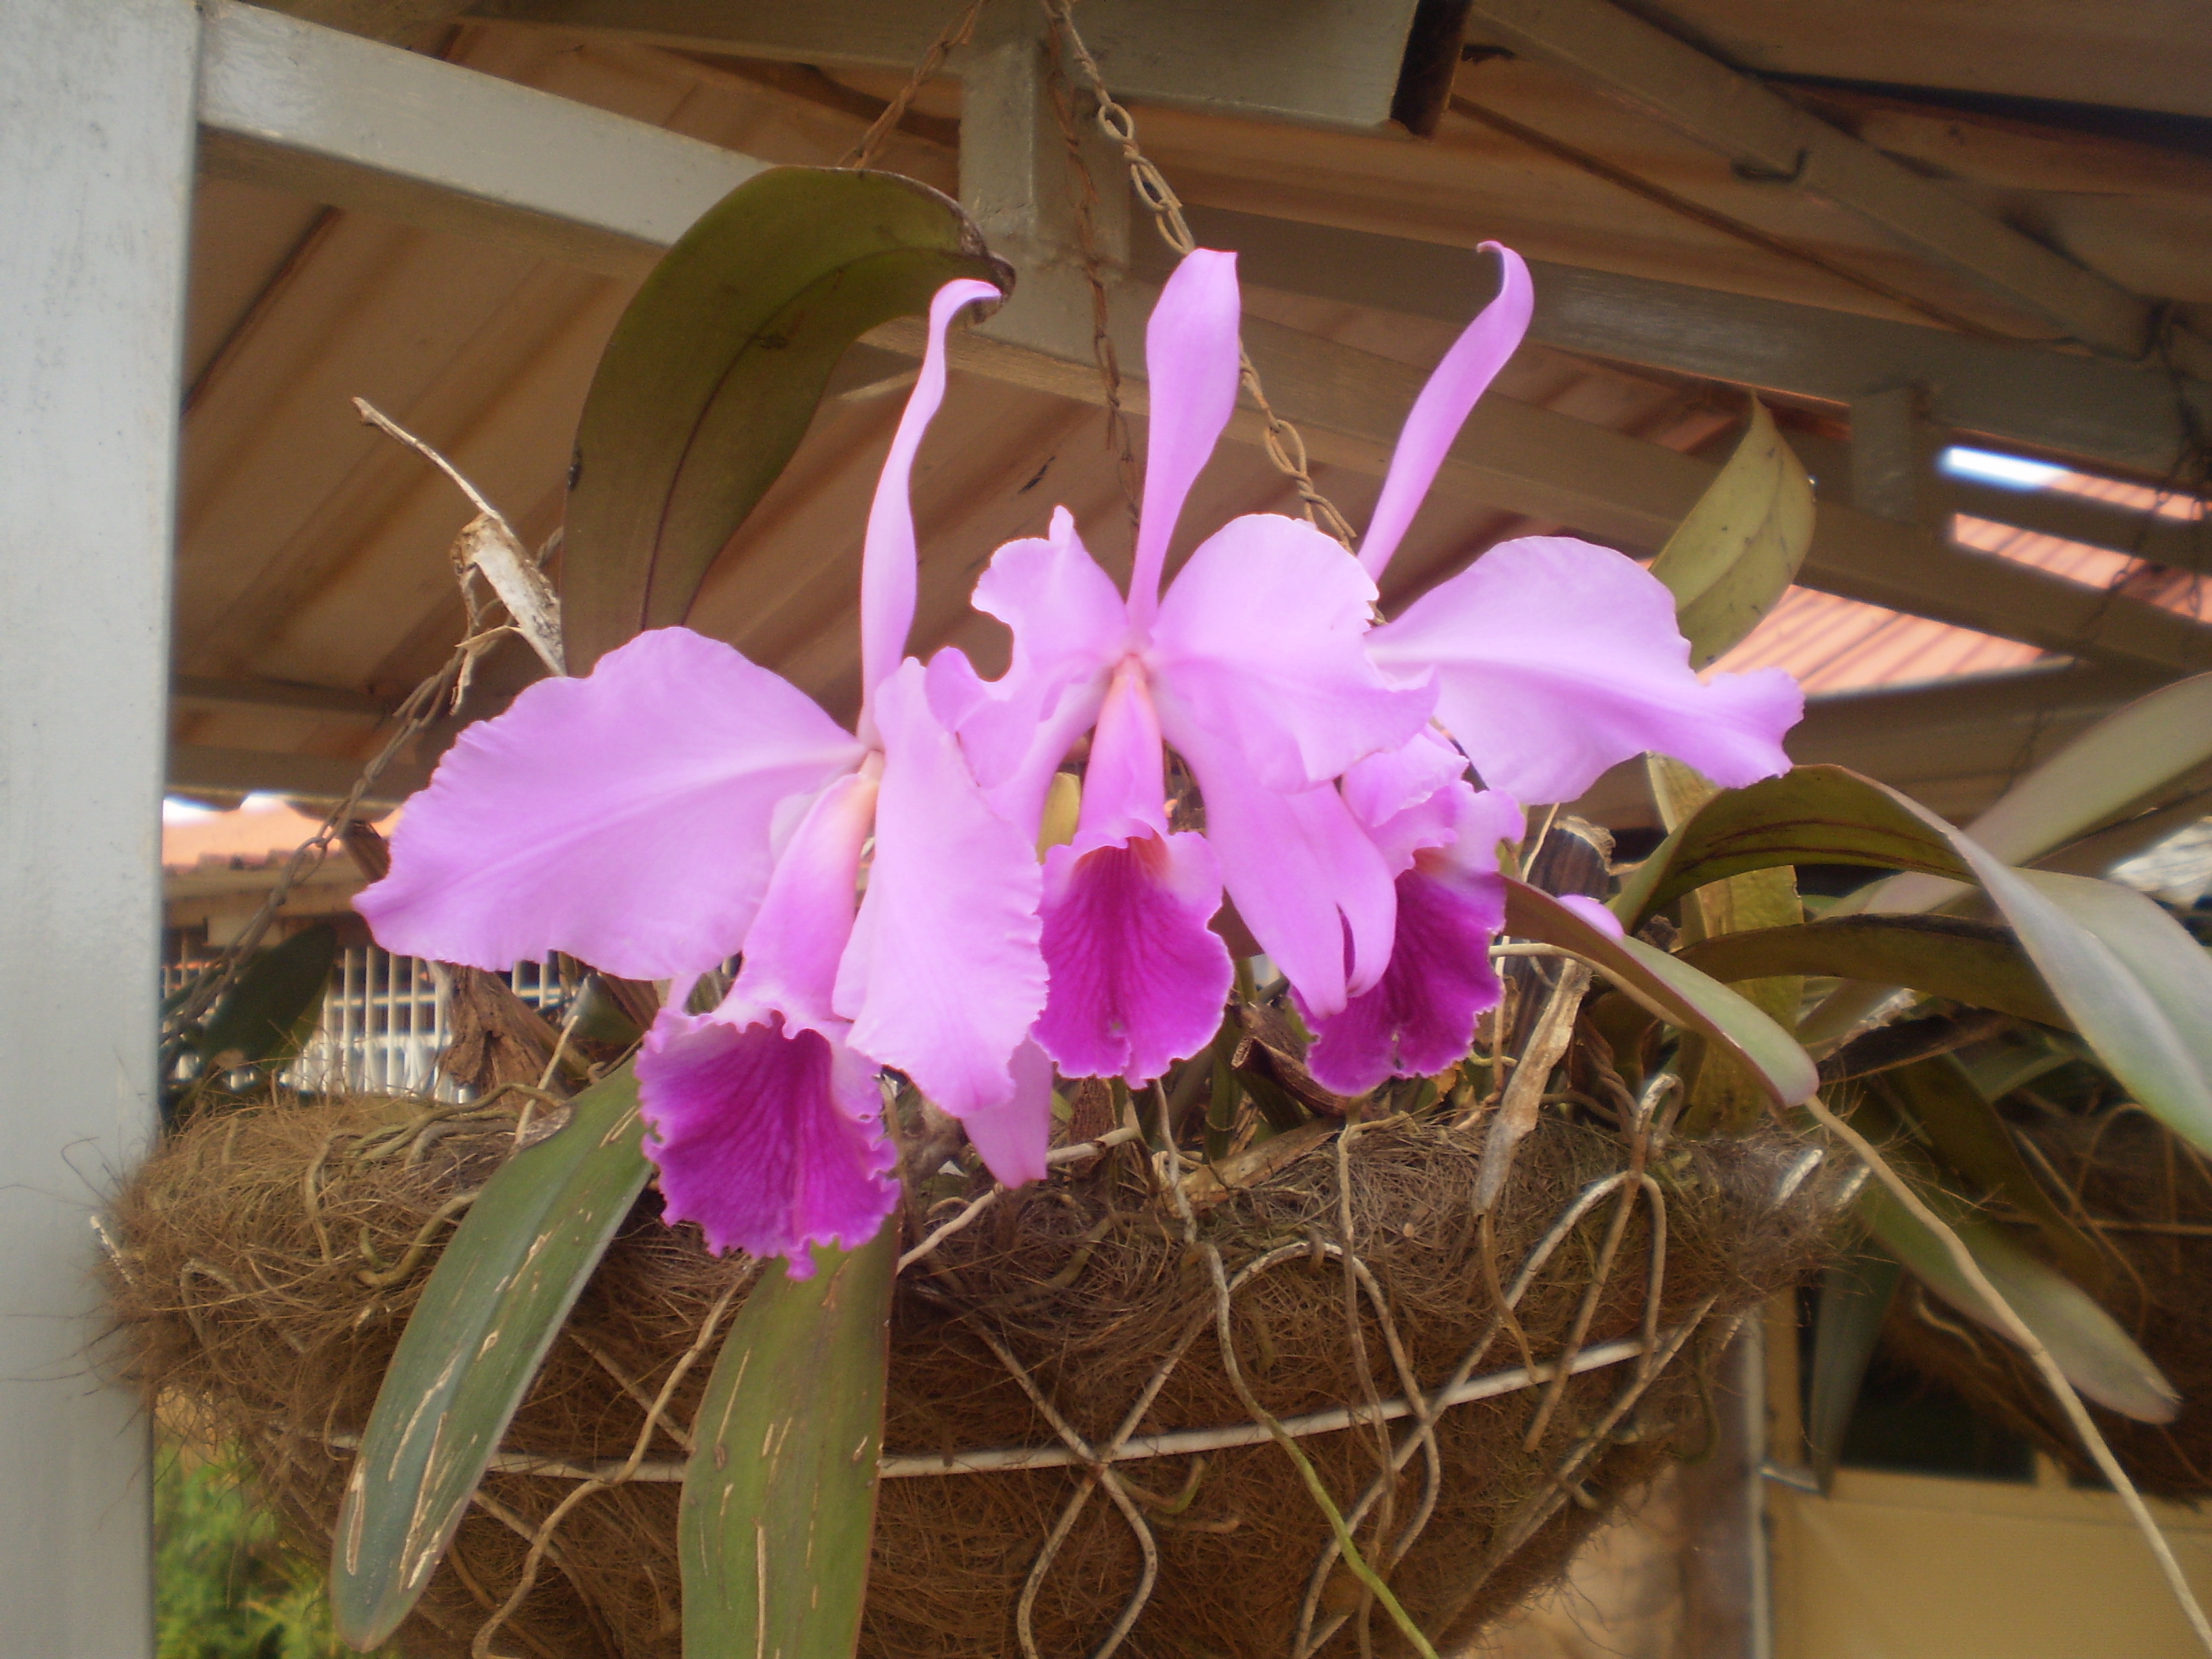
[107,1092,1847,1659]
[1885,1108,2212,1500]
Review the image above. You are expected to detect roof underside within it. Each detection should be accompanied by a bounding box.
[172,0,2212,832]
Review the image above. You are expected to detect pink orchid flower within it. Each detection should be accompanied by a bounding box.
[927,251,1436,1088]
[1296,244,1804,1094]
[357,279,1052,1272]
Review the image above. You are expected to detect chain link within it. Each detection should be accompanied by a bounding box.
[1040,0,1357,547]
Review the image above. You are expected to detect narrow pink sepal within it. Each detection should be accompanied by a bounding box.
[836,661,1047,1119]
[927,507,1124,836]
[1037,832,1233,1086]
[1366,536,1803,804]
[961,1038,1055,1189]
[1148,512,1432,794]
[636,1008,898,1271]
[1302,862,1505,1097]
[858,277,1002,739]
[1129,249,1243,625]
[1359,245,1534,580]
[356,628,862,979]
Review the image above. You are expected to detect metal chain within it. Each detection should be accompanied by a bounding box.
[840,0,989,171]
[1040,0,1358,546]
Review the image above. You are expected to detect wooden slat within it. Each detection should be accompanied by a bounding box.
[464,0,1429,134]
[169,743,430,804]
[1460,0,2162,360]
[1149,207,2212,479]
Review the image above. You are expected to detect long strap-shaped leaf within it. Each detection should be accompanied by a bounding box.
[562,167,1011,670]
[1608,764,2212,1158]
[1502,879,1818,1106]
[682,1232,895,1659]
[331,1068,654,1648]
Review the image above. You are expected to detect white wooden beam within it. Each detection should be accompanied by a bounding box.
[463,0,1431,134]
[0,1,198,1652]
[1162,205,2212,480]
[1460,0,2164,361]
[197,0,765,277]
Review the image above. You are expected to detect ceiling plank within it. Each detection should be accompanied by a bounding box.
[198,0,764,278]
[172,674,396,720]
[1459,0,2167,361]
[1160,205,2212,480]
[169,741,427,804]
[463,0,1429,134]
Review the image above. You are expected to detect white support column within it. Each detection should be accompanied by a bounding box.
[0,1,199,1653]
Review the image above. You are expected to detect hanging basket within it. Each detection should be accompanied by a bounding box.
[108,1091,1847,1659]
[1883,1107,2212,1499]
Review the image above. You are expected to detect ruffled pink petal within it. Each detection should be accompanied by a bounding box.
[1343,733,1525,875]
[859,277,1004,739]
[960,1038,1056,1189]
[1359,245,1534,581]
[1173,726,1397,1017]
[727,764,880,1030]
[636,1008,898,1271]
[836,661,1048,1148]
[1366,536,1803,804]
[1129,249,1244,625]
[1302,861,1505,1096]
[357,628,863,979]
[926,507,1124,836]
[1148,512,1433,794]
[1038,832,1232,1085]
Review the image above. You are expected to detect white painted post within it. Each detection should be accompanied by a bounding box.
[0,1,199,1652]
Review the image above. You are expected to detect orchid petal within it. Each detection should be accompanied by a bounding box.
[1359,245,1534,580]
[357,628,862,979]
[637,1008,897,1269]
[1172,727,1396,1016]
[1302,861,1504,1096]
[858,277,1003,739]
[1149,512,1432,794]
[926,507,1124,836]
[727,764,880,1030]
[1366,536,1802,804]
[960,1038,1056,1189]
[836,661,1047,1139]
[1037,832,1232,1086]
[1129,249,1243,625]
[1342,731,1522,876]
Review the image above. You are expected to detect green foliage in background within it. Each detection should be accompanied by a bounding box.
[157,1433,396,1659]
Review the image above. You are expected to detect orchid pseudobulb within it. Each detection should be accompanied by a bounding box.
[358,279,1048,1273]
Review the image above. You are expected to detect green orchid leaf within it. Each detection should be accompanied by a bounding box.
[1879,1054,2102,1284]
[331,1068,653,1649]
[1610,765,1972,929]
[1807,1247,1900,1490]
[1850,1090,2172,1422]
[682,1231,895,1659]
[1966,671,2212,865]
[563,167,1012,670]
[1676,915,2070,1031]
[194,922,338,1073]
[1646,396,1815,668]
[1503,879,1818,1106]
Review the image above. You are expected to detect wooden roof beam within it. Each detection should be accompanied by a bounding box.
[1458,0,2190,368]
[462,0,1437,134]
[169,742,427,804]
[1161,207,2212,481]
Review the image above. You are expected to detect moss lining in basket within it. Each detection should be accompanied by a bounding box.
[110,1088,1847,1659]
